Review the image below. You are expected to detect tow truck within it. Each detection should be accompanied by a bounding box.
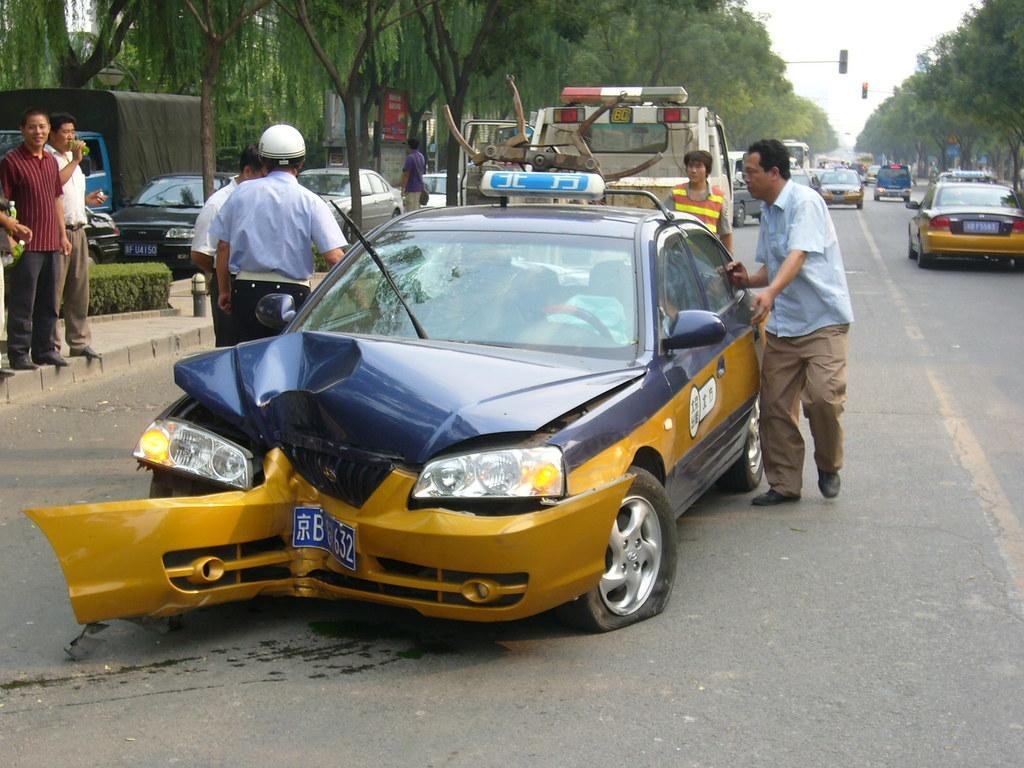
[447,78,734,214]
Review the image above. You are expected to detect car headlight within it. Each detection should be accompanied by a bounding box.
[413,446,565,499]
[166,227,195,239]
[133,418,253,490]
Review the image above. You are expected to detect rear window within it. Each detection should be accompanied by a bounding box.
[935,186,1020,209]
[877,168,910,185]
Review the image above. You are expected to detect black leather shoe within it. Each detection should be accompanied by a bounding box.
[751,489,801,506]
[70,346,103,361]
[818,470,841,499]
[32,352,69,368]
[9,356,38,371]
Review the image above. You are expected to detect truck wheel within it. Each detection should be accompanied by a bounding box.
[556,468,677,632]
[733,201,746,228]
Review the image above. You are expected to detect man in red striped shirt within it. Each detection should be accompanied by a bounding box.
[0,108,71,369]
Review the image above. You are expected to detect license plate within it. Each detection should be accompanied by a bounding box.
[293,505,356,571]
[124,242,158,256]
[963,220,1000,234]
[833,194,844,201]
[610,106,633,123]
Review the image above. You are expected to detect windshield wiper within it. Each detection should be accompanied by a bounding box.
[329,200,428,340]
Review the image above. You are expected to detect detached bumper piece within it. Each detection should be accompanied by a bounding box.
[27,449,628,625]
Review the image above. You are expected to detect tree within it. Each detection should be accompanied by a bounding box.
[182,0,274,197]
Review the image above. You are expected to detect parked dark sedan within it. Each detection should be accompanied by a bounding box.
[85,207,120,264]
[113,173,232,276]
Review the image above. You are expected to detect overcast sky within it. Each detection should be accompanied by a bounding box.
[742,0,979,149]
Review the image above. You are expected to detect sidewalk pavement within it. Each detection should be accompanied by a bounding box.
[2,278,214,405]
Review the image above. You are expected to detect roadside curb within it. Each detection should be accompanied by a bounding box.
[1,322,214,405]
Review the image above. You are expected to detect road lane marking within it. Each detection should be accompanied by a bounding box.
[858,212,1024,612]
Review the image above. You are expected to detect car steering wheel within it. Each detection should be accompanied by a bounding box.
[542,303,615,341]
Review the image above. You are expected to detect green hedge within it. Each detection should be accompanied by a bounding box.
[88,262,172,315]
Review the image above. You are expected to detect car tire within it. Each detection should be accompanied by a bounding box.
[733,201,746,228]
[391,208,401,218]
[856,201,863,210]
[555,468,677,632]
[874,194,880,202]
[149,469,224,498]
[716,398,763,492]
[907,236,917,260]
[918,249,934,269]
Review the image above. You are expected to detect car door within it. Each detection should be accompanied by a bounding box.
[912,185,936,251]
[657,224,759,511]
[359,171,384,228]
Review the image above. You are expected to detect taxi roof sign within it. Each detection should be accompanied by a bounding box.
[480,170,606,200]
[560,86,688,106]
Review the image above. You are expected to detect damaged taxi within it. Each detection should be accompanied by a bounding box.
[27,170,762,633]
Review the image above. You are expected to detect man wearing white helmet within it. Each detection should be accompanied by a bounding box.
[210,123,347,343]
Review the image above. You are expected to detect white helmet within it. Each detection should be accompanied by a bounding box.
[259,124,305,164]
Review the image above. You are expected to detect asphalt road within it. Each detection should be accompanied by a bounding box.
[2,192,1023,767]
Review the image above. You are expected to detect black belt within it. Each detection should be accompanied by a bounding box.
[66,223,86,231]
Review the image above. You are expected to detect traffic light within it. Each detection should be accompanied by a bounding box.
[861,82,869,99]
[839,49,848,74]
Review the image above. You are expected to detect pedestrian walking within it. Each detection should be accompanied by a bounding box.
[190,144,263,346]
[725,138,854,505]
[47,111,105,360]
[400,137,427,212]
[0,107,71,370]
[210,124,347,343]
[669,149,734,253]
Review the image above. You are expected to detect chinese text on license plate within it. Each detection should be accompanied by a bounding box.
[293,506,356,571]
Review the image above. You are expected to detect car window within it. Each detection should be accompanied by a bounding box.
[935,186,1020,208]
[683,228,736,313]
[299,173,350,196]
[573,123,668,154]
[82,138,105,173]
[657,230,703,332]
[296,229,639,356]
[424,175,447,195]
[134,177,204,207]
[365,172,387,195]
[820,170,859,186]
[877,168,910,185]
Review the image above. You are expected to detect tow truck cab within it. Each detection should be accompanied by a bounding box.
[459,86,733,212]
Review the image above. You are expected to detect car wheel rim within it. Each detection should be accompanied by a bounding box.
[746,397,762,476]
[599,494,663,616]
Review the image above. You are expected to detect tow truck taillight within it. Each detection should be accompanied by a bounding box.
[930,216,951,230]
[552,107,583,123]
[560,86,688,105]
[658,107,688,123]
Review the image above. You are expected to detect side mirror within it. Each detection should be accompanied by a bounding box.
[905,200,921,209]
[255,293,296,331]
[663,309,727,351]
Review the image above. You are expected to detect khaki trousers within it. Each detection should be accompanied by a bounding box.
[760,324,849,497]
[55,227,92,352]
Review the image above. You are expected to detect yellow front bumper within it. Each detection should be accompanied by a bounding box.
[26,450,630,625]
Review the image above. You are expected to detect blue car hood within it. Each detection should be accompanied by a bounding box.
[174,332,643,464]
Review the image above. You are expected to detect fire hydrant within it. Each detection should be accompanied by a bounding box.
[191,272,207,317]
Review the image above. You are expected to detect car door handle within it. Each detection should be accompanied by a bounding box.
[717,356,726,377]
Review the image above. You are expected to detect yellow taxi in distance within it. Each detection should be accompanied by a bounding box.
[817,168,864,209]
[906,181,1024,269]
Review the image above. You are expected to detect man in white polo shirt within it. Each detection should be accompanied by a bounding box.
[190,144,263,346]
[210,124,347,343]
[47,111,106,361]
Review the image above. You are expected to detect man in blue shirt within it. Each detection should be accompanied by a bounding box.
[211,124,347,343]
[726,139,854,505]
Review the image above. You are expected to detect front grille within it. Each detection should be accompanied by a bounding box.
[283,444,394,507]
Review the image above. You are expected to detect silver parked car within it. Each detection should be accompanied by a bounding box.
[298,167,403,236]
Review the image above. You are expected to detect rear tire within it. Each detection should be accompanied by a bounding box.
[918,249,934,269]
[556,468,677,632]
[907,236,917,260]
[716,398,763,492]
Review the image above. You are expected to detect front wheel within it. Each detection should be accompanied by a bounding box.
[733,201,746,228]
[556,468,677,632]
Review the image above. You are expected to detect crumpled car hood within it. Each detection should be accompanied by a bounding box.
[175,332,643,464]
